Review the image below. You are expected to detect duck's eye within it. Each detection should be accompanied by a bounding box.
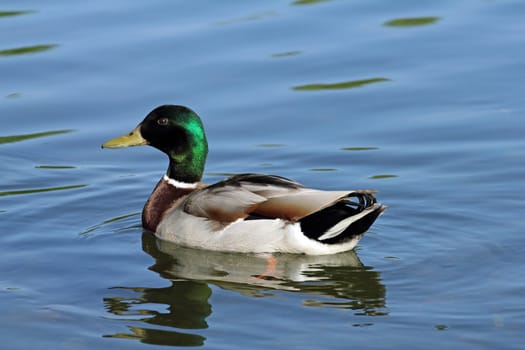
[157,118,169,126]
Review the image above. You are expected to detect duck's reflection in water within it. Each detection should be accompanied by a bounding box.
[103,233,387,346]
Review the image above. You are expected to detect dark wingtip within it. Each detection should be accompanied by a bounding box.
[299,192,384,245]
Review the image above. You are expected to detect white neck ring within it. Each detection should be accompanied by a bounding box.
[163,175,198,189]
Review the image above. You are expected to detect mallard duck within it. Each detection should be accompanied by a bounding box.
[102,105,386,255]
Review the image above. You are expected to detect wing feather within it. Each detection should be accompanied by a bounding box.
[183,185,266,223]
[183,173,356,224]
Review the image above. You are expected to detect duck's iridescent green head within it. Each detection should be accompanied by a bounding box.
[102,105,208,183]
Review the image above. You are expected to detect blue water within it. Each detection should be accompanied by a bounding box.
[2,1,525,349]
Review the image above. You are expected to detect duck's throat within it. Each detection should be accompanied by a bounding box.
[166,155,205,184]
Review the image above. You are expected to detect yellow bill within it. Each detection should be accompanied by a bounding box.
[101,125,148,149]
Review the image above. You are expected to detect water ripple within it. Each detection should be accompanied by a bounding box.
[384,17,440,27]
[293,78,390,91]
[0,44,58,57]
[0,130,74,145]
[0,10,35,18]
[0,184,87,197]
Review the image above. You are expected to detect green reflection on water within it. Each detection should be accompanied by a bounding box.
[0,129,74,145]
[35,165,76,169]
[384,17,440,27]
[271,50,302,58]
[0,184,86,197]
[369,174,398,180]
[5,92,22,99]
[434,324,448,331]
[0,10,35,18]
[340,147,379,151]
[0,44,58,57]
[293,77,390,91]
[310,168,337,172]
[214,11,276,26]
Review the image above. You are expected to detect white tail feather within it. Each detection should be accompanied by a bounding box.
[317,206,378,241]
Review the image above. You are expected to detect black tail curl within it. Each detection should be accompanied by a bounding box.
[299,191,384,245]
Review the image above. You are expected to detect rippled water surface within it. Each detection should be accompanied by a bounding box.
[2,1,525,349]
